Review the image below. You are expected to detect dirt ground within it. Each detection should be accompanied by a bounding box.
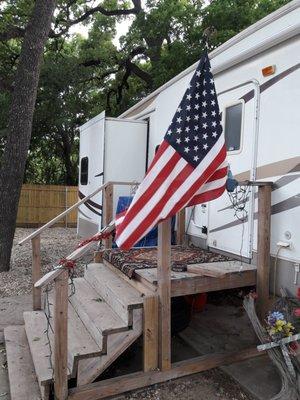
[119,371,253,400]
[0,228,255,400]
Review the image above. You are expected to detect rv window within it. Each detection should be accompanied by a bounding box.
[224,103,243,152]
[80,157,89,185]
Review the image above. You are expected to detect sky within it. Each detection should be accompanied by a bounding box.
[70,17,132,48]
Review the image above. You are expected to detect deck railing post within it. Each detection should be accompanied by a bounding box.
[176,209,186,245]
[54,269,69,400]
[157,219,171,371]
[32,235,42,310]
[143,295,159,372]
[256,183,272,320]
[103,183,113,248]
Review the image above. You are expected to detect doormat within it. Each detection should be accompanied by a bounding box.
[103,245,231,278]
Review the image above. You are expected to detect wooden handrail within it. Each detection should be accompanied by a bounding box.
[18,180,138,246]
[34,238,100,289]
[18,179,140,399]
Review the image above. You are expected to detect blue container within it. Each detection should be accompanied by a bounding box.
[114,196,176,247]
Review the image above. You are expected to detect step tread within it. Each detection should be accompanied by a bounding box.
[69,278,128,341]
[85,264,143,322]
[4,325,42,400]
[24,310,63,385]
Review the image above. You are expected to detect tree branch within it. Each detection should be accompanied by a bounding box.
[50,0,142,38]
[126,60,152,86]
[0,26,25,41]
[78,68,120,84]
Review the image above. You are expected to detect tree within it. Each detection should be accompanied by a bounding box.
[0,0,57,272]
[0,0,142,271]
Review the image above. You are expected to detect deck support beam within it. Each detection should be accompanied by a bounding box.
[68,347,264,400]
[54,269,69,400]
[176,209,186,245]
[256,183,272,320]
[103,183,113,248]
[143,295,159,372]
[157,219,171,371]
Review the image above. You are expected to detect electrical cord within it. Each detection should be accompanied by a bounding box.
[184,206,196,245]
[227,185,251,269]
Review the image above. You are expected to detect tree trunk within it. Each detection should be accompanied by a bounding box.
[0,0,56,272]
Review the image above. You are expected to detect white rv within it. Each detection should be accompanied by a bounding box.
[78,0,300,294]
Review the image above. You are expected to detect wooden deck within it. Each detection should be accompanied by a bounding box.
[102,258,257,297]
[135,260,257,296]
[7,180,271,400]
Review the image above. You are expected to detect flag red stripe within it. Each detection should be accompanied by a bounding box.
[116,146,182,238]
[206,166,228,183]
[120,145,226,249]
[187,186,226,206]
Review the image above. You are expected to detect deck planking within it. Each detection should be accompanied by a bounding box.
[135,261,257,296]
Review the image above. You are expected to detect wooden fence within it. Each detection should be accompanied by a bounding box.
[17,184,78,227]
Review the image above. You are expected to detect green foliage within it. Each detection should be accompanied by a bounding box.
[0,0,291,185]
[201,0,291,48]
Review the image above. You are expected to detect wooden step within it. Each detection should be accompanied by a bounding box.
[85,263,144,324]
[4,325,44,400]
[24,310,57,387]
[77,309,143,386]
[42,292,103,376]
[69,278,128,350]
[24,301,103,385]
[66,300,103,376]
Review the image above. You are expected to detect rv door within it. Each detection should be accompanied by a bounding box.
[78,115,148,237]
[207,81,259,259]
[103,118,148,218]
[78,112,105,237]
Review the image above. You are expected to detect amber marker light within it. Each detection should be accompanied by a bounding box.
[262,65,276,77]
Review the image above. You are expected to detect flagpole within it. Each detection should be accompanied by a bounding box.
[157,218,171,370]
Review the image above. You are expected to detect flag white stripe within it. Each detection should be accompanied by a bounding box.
[196,176,227,194]
[115,215,125,226]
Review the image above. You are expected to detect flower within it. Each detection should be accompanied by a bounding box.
[275,320,285,331]
[266,310,295,339]
[267,311,285,326]
[294,308,300,317]
[290,342,298,351]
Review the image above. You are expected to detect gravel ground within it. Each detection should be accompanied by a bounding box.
[119,370,253,400]
[0,228,255,400]
[0,228,92,297]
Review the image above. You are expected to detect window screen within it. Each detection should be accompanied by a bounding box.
[80,157,88,185]
[224,103,243,151]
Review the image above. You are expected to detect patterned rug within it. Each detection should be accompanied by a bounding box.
[103,245,232,278]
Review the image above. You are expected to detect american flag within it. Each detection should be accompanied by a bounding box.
[115,51,227,250]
